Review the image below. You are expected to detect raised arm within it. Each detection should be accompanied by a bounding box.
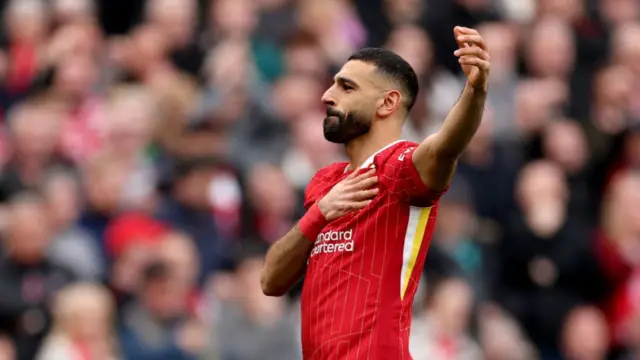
[260,170,378,296]
[412,26,490,192]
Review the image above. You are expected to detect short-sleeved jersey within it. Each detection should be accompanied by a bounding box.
[301,140,446,360]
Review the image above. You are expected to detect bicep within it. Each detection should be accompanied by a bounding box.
[412,135,458,193]
[384,144,449,206]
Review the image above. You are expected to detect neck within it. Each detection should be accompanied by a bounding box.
[345,125,402,170]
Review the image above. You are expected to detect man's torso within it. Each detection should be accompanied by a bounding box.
[300,140,443,360]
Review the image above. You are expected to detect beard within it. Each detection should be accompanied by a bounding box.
[323,107,371,144]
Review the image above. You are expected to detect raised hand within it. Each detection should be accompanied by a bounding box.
[317,169,379,221]
[453,26,490,91]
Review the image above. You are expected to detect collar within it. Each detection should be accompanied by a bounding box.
[344,140,405,173]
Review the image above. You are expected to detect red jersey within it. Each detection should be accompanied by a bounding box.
[301,140,445,360]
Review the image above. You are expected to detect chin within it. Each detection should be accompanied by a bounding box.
[322,114,370,144]
[323,120,346,144]
[323,131,347,144]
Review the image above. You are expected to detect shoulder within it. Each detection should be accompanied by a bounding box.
[370,140,419,170]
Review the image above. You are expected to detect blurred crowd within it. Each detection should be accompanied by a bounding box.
[0,0,637,359]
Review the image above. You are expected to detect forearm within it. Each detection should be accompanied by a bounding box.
[412,27,490,191]
[260,204,326,296]
[411,83,487,191]
[430,83,487,158]
[260,225,314,296]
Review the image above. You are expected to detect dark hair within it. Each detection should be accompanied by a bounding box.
[348,48,419,112]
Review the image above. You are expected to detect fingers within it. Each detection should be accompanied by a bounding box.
[454,46,489,61]
[350,175,378,191]
[458,56,490,71]
[327,168,379,216]
[339,200,372,212]
[453,26,486,50]
[348,168,376,183]
[345,168,360,180]
[454,26,480,37]
[454,38,490,71]
[349,188,379,201]
[456,34,487,50]
[452,26,490,81]
[453,26,472,40]
[344,168,378,189]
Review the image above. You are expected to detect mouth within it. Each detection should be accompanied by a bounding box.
[326,107,342,118]
[324,115,340,127]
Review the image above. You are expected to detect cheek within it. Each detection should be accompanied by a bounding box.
[342,95,369,115]
[357,101,377,120]
[374,96,385,110]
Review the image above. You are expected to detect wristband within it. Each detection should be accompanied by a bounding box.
[298,203,328,242]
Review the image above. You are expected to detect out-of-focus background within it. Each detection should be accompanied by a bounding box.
[0,0,636,359]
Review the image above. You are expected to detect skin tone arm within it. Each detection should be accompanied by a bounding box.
[260,225,313,297]
[260,170,379,296]
[412,26,491,191]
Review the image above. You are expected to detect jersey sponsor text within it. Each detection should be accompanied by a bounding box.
[310,229,354,257]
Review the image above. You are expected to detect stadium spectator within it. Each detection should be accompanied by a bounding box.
[0,192,75,360]
[43,169,103,281]
[36,283,120,360]
[214,246,300,360]
[410,278,483,359]
[119,261,205,360]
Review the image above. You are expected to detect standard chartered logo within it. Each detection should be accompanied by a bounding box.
[310,229,354,257]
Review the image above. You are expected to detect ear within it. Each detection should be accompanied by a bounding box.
[376,90,402,118]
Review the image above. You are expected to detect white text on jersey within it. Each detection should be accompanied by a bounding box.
[310,229,354,257]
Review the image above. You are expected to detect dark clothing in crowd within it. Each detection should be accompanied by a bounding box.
[0,257,75,360]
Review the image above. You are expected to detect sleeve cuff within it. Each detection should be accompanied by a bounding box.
[298,203,328,242]
[405,148,449,206]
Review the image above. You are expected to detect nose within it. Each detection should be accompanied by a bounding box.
[321,89,335,106]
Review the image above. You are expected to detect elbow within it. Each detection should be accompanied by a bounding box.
[260,270,286,297]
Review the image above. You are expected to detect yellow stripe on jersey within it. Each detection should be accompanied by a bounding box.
[400,206,432,300]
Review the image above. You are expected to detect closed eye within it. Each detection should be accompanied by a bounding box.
[341,83,355,92]
[335,76,359,92]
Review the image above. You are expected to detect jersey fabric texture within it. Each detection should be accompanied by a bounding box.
[301,140,446,360]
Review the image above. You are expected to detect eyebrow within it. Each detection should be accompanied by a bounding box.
[335,76,359,89]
